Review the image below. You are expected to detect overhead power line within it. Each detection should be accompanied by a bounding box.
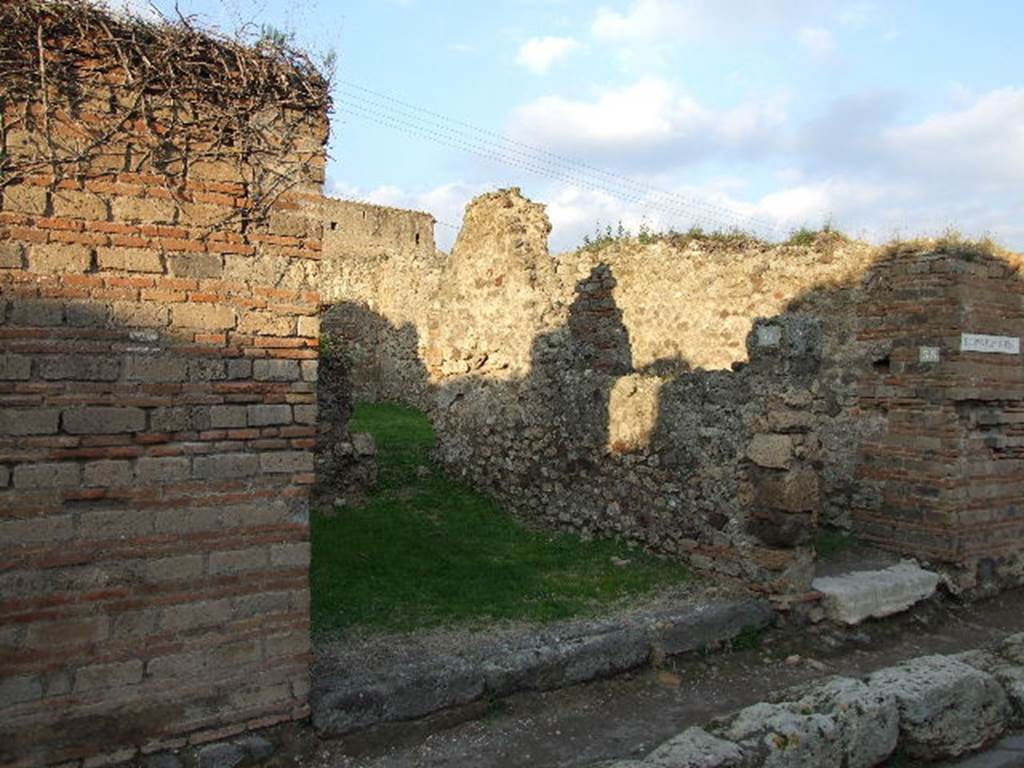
[335,102,731,234]
[335,79,782,237]
[337,80,779,231]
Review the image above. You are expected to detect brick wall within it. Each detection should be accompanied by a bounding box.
[854,247,1024,593]
[0,9,328,765]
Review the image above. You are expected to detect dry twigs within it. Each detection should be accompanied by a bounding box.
[0,0,332,226]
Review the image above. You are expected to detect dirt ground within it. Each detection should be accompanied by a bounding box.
[271,588,1024,768]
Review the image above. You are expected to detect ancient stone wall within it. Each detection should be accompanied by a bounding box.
[319,191,1024,597]
[319,189,888,590]
[0,6,328,765]
[319,198,440,407]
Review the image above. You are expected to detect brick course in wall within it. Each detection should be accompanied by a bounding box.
[0,7,328,765]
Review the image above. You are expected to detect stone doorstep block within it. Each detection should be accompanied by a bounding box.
[811,561,941,625]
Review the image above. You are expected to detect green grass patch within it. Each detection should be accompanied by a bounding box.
[311,402,688,638]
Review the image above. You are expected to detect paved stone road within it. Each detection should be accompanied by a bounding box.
[273,588,1024,767]
[943,735,1024,768]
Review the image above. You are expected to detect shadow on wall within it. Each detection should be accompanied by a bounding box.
[320,258,853,591]
[318,231,1024,595]
[0,294,316,765]
[320,301,430,410]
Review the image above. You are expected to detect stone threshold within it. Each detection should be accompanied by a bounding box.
[310,597,774,737]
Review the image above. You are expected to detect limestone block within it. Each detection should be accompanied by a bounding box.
[791,677,899,768]
[192,453,260,480]
[607,375,662,453]
[149,406,211,433]
[352,432,377,457]
[111,301,169,327]
[247,404,292,426]
[135,457,191,485]
[13,462,80,489]
[253,359,301,381]
[97,246,164,273]
[0,355,31,380]
[260,451,314,474]
[210,405,248,429]
[3,183,48,214]
[111,195,177,223]
[957,647,1024,725]
[83,460,134,487]
[754,468,819,513]
[811,561,940,625]
[168,253,223,279]
[747,434,793,469]
[29,243,92,274]
[63,407,146,435]
[867,655,1010,759]
[74,659,143,692]
[0,408,60,436]
[645,727,743,767]
[0,241,22,268]
[719,701,842,768]
[37,355,120,381]
[52,189,108,220]
[171,303,236,330]
[125,355,188,383]
[8,299,63,326]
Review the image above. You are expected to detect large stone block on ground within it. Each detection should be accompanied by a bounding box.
[956,646,1024,726]
[713,675,897,768]
[718,701,841,768]
[867,655,1010,759]
[311,660,485,737]
[811,561,940,625]
[789,677,898,768]
[645,727,743,767]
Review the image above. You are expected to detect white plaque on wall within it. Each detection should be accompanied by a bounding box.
[961,333,1021,355]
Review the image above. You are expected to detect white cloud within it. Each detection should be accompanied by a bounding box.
[591,0,833,43]
[797,27,836,61]
[592,0,697,41]
[516,36,580,75]
[329,87,1024,254]
[508,79,786,165]
[883,88,1024,184]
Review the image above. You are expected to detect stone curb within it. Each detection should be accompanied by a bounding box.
[311,597,774,737]
[594,633,1024,768]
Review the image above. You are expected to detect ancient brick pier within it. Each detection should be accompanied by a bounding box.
[0,4,328,764]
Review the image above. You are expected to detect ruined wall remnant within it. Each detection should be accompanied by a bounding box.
[319,198,441,407]
[0,4,329,765]
[854,245,1024,593]
[321,188,1024,595]
[319,188,885,591]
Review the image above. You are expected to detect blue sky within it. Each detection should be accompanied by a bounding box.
[118,0,1022,251]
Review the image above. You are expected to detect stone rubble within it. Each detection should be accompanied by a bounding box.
[597,634,1024,768]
